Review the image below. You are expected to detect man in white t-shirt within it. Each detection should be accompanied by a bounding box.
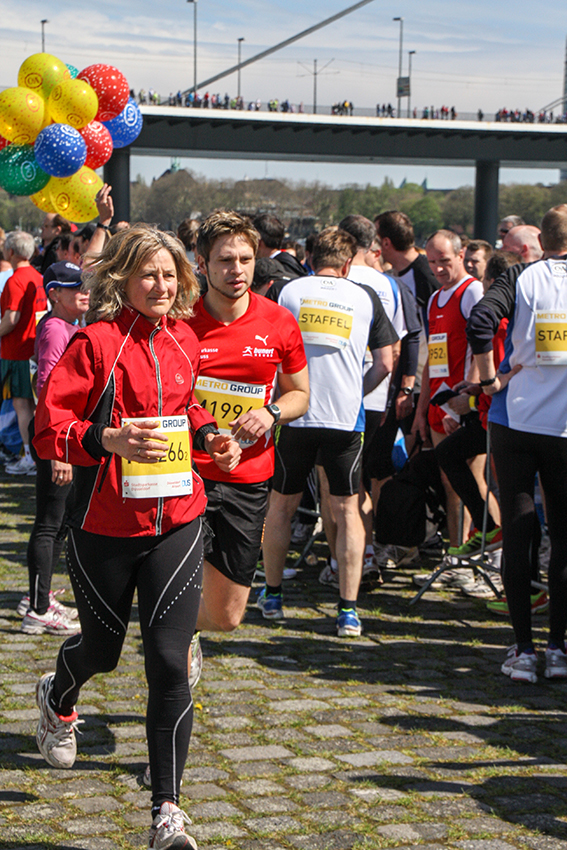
[259,227,398,636]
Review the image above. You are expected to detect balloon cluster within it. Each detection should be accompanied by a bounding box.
[0,53,143,222]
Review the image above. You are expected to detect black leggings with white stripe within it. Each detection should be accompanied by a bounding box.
[51,519,203,810]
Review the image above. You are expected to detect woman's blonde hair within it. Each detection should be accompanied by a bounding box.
[84,224,199,325]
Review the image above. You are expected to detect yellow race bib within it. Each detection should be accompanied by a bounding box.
[121,415,192,499]
[194,376,266,446]
[298,297,353,349]
[535,311,567,365]
[428,332,449,378]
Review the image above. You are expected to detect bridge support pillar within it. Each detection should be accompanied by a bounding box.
[103,147,131,224]
[474,160,499,245]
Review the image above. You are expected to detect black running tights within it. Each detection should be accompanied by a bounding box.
[51,519,203,810]
[491,423,567,649]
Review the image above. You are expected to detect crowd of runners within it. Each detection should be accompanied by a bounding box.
[1,195,567,849]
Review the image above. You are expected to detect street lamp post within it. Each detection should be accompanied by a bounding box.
[393,16,403,118]
[41,19,48,53]
[187,0,197,94]
[237,37,245,101]
[408,50,415,118]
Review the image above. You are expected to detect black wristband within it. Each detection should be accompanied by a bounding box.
[96,223,110,232]
[479,377,496,387]
[194,423,220,452]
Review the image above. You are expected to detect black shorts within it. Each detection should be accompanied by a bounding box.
[273,425,363,497]
[203,479,269,587]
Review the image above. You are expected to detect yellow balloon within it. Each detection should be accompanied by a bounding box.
[0,87,45,144]
[49,166,103,223]
[30,185,56,213]
[18,53,70,101]
[48,79,98,130]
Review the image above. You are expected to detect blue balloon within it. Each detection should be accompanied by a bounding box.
[103,98,143,149]
[66,63,79,79]
[34,123,87,177]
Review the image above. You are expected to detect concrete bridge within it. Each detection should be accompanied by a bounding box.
[104,107,567,241]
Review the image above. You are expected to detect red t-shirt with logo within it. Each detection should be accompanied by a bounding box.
[1,265,46,360]
[188,292,306,483]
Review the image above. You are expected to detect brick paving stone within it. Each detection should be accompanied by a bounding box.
[285,774,332,790]
[301,790,351,807]
[183,783,228,799]
[349,787,408,802]
[229,779,285,795]
[70,795,121,814]
[336,749,414,767]
[243,814,302,833]
[287,756,336,771]
[182,767,229,782]
[190,800,242,818]
[305,724,354,738]
[454,842,519,850]
[234,760,284,777]
[288,829,362,849]
[64,816,116,835]
[242,795,300,813]
[220,744,293,761]
[376,823,424,840]
[191,821,249,840]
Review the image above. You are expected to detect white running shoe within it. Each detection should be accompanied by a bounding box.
[5,456,36,475]
[544,647,567,679]
[318,559,339,588]
[36,672,82,768]
[375,543,419,569]
[21,606,81,636]
[148,801,197,849]
[412,557,471,589]
[18,588,78,619]
[501,646,538,684]
[362,552,383,583]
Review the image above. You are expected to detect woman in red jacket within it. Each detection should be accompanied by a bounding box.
[33,224,240,850]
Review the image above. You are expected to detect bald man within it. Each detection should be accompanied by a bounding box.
[502,225,543,263]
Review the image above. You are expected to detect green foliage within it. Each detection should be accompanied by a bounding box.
[499,183,550,225]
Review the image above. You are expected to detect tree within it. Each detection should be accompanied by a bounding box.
[406,195,443,242]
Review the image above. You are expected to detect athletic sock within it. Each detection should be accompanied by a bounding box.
[266,584,282,596]
[517,643,535,655]
[23,444,32,462]
[365,544,374,557]
[339,598,357,613]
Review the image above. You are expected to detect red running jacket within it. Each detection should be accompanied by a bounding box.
[34,306,216,537]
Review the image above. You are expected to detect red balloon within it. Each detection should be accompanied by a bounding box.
[0,135,8,152]
[79,120,113,169]
[77,64,129,122]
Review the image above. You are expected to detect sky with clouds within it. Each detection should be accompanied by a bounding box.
[1,0,567,187]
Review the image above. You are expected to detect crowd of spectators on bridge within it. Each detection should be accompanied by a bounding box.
[133,88,567,123]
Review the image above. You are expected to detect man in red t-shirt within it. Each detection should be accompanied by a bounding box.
[413,230,483,549]
[189,211,309,633]
[0,231,46,475]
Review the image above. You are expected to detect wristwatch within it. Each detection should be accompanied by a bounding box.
[265,403,281,423]
[399,387,413,396]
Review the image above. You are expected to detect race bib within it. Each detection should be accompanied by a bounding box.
[428,332,449,377]
[121,415,192,499]
[298,297,353,349]
[194,376,266,446]
[535,311,567,365]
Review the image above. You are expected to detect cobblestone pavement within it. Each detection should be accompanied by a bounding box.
[1,471,567,850]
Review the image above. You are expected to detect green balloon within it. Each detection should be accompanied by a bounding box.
[0,144,50,195]
[66,64,79,79]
